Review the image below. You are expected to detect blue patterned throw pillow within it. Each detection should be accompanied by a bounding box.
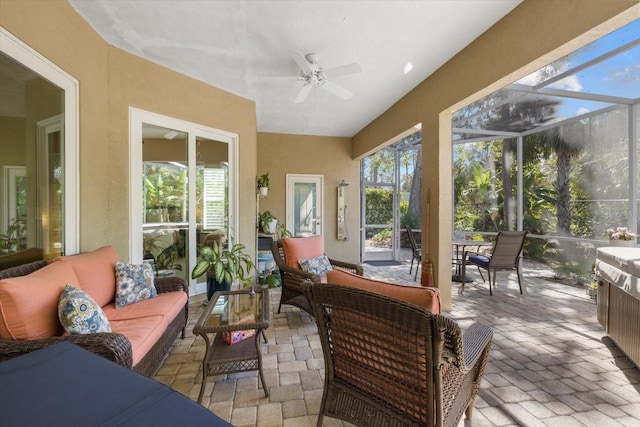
[114,262,157,309]
[299,255,333,276]
[58,284,111,334]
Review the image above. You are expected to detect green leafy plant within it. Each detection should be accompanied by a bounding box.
[0,219,24,255]
[191,241,255,288]
[155,249,183,271]
[258,211,292,239]
[258,211,277,234]
[257,173,270,189]
[276,223,292,239]
[266,273,281,288]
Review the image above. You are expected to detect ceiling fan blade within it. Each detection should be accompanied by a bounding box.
[323,63,363,80]
[289,50,314,74]
[294,84,313,103]
[320,80,353,100]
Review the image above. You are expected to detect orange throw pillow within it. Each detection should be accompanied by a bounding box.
[50,245,119,307]
[280,236,324,269]
[0,261,80,340]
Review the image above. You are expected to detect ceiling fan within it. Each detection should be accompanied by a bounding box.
[288,50,362,103]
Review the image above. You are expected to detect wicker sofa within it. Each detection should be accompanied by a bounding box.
[0,246,188,376]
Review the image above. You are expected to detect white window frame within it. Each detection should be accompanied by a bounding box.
[0,27,79,254]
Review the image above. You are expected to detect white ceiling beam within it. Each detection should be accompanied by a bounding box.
[452,127,520,137]
[507,84,633,105]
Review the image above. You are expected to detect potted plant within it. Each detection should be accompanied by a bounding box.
[605,227,638,247]
[0,219,24,255]
[275,222,292,239]
[258,210,278,235]
[191,240,256,300]
[257,173,270,197]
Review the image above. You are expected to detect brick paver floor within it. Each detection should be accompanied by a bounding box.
[153,260,640,426]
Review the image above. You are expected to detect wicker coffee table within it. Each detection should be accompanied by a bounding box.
[193,288,270,403]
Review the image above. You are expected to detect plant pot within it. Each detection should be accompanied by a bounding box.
[265,219,278,235]
[258,186,269,197]
[207,275,231,300]
[609,239,636,247]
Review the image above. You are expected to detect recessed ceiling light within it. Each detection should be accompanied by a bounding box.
[164,130,179,140]
[404,62,413,75]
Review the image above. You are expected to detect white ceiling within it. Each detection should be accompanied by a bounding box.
[68,0,521,137]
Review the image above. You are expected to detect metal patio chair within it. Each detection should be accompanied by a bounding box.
[405,224,422,281]
[461,231,528,295]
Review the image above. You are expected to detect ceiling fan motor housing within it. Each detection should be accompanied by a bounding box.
[305,53,320,65]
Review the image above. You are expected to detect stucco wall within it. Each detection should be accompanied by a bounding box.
[257,132,360,263]
[0,0,258,261]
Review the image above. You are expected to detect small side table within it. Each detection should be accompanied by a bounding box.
[193,288,270,403]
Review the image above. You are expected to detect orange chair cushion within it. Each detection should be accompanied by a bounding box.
[281,236,324,269]
[326,269,441,314]
[50,245,119,307]
[0,261,80,340]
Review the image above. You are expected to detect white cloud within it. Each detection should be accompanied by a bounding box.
[551,75,583,92]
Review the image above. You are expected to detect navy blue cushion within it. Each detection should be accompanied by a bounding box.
[0,342,231,427]
[468,255,490,267]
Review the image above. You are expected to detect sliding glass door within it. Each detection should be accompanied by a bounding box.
[130,109,238,295]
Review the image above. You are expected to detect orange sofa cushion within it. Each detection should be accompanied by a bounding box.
[109,315,168,367]
[0,261,79,340]
[102,291,187,323]
[281,236,324,269]
[326,269,441,314]
[50,245,119,308]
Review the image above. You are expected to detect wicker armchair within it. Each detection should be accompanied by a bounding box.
[0,260,189,376]
[303,283,493,427]
[271,239,363,315]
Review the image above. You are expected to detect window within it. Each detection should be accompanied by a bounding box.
[0,28,78,257]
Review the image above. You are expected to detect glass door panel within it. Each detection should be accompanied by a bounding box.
[132,110,236,296]
[195,136,229,292]
[286,174,323,237]
[361,150,396,261]
[142,124,188,280]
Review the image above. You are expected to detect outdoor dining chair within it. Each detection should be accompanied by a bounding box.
[405,224,422,281]
[461,231,528,295]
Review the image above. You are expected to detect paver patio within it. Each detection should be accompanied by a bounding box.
[153,260,640,427]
